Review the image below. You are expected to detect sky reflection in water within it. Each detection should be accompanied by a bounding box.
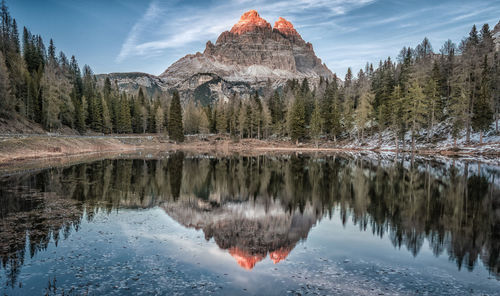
[0,153,499,295]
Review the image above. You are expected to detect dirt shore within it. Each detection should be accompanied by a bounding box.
[0,134,499,166]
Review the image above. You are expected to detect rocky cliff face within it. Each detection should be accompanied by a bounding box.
[493,20,500,52]
[95,72,167,98]
[97,10,334,104]
[160,10,334,103]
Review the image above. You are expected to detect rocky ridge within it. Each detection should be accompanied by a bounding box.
[493,20,500,51]
[97,10,334,104]
[160,10,334,103]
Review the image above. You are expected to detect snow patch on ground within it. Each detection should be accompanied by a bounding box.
[337,120,500,159]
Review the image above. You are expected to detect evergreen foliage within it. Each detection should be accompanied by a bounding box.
[0,0,497,148]
[168,90,184,142]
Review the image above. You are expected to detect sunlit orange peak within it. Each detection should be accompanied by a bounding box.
[269,247,291,264]
[273,17,299,36]
[230,10,271,35]
[228,247,265,270]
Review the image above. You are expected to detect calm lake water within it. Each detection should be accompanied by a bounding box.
[0,153,499,295]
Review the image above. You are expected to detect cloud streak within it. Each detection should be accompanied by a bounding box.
[116,1,163,62]
[116,0,376,62]
[115,0,500,77]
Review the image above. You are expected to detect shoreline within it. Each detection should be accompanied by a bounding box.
[0,134,499,166]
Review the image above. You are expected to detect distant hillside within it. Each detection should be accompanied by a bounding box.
[95,72,167,99]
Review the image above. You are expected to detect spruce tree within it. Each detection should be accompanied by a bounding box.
[48,39,56,62]
[168,90,184,142]
[472,55,494,143]
[389,85,404,151]
[406,79,428,152]
[0,51,13,114]
[424,71,440,141]
[342,95,354,140]
[449,86,468,147]
[321,82,335,135]
[355,89,374,142]
[119,94,132,133]
[330,99,341,142]
[216,103,227,134]
[183,100,199,134]
[75,99,86,134]
[310,99,323,147]
[289,95,306,143]
[101,96,112,134]
[154,105,164,133]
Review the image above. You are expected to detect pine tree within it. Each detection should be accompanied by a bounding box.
[449,86,468,147]
[321,82,335,136]
[405,79,428,152]
[199,107,210,134]
[330,99,341,142]
[289,95,306,143]
[183,100,199,134]
[472,55,494,143]
[155,105,164,133]
[479,24,494,55]
[136,88,148,133]
[0,51,13,114]
[389,85,404,151]
[48,39,56,62]
[355,89,374,142]
[119,94,132,133]
[344,68,353,88]
[241,101,252,138]
[424,69,440,141]
[89,94,103,132]
[269,90,284,133]
[493,52,500,133]
[75,98,86,134]
[342,95,354,140]
[229,96,240,137]
[310,99,323,147]
[101,96,112,134]
[215,102,227,134]
[261,100,272,139]
[41,61,62,130]
[168,90,184,142]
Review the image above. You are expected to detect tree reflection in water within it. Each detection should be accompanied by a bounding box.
[0,153,498,285]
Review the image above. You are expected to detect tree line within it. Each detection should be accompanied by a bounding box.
[0,1,186,141]
[183,23,498,150]
[0,0,498,148]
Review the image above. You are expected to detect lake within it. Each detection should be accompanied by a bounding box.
[0,152,499,295]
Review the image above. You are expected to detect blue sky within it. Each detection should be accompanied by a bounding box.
[9,0,500,78]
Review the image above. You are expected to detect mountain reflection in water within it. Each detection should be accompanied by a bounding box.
[0,153,499,287]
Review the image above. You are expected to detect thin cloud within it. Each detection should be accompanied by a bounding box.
[115,0,499,78]
[116,0,376,62]
[116,1,163,62]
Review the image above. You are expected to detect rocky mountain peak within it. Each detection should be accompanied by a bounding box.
[160,9,334,104]
[274,17,299,37]
[493,20,500,51]
[230,10,271,35]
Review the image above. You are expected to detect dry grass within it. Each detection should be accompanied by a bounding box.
[0,136,139,163]
[1,134,498,166]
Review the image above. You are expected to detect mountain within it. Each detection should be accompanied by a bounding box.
[95,72,167,98]
[161,10,334,103]
[493,20,500,51]
[161,197,319,270]
[99,10,334,105]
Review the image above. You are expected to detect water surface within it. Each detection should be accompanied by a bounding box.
[1,153,499,295]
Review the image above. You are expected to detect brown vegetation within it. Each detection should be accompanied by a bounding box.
[0,134,499,166]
